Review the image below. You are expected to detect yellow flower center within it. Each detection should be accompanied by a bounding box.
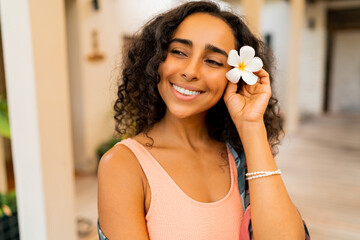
[238,62,246,71]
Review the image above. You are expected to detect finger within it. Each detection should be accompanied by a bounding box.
[254,69,270,85]
[254,68,269,78]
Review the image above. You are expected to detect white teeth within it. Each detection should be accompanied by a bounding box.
[172,84,201,96]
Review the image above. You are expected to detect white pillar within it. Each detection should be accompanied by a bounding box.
[242,0,264,35]
[0,0,77,239]
[285,0,305,133]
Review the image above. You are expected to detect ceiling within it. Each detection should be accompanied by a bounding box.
[223,0,360,3]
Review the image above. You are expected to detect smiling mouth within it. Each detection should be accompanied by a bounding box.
[171,83,202,96]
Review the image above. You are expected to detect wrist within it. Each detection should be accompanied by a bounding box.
[235,120,265,133]
[235,121,268,144]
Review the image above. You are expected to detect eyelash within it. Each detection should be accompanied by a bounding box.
[206,59,223,67]
[170,49,223,67]
[171,49,187,57]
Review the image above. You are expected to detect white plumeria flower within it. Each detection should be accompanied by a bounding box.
[226,45,263,85]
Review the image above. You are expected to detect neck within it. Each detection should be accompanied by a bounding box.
[153,109,211,149]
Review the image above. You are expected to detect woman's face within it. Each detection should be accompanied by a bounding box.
[158,13,236,119]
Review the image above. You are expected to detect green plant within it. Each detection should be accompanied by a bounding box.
[0,95,10,139]
[0,95,13,217]
[0,190,16,218]
[0,190,19,239]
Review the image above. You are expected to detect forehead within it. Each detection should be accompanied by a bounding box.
[172,13,236,51]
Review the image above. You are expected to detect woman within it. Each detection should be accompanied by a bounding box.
[98,1,310,239]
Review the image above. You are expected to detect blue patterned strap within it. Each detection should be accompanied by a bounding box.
[226,143,247,212]
[98,219,108,240]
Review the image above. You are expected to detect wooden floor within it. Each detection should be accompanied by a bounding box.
[76,173,99,240]
[75,113,360,240]
[276,113,360,240]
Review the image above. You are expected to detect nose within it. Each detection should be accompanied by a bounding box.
[181,56,200,81]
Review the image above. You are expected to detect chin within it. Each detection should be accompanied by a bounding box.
[169,109,192,119]
[167,105,204,119]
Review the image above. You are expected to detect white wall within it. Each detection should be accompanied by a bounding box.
[261,1,290,108]
[66,0,124,172]
[115,0,177,35]
[262,1,328,116]
[330,30,360,112]
[298,2,327,115]
[297,1,360,115]
[76,0,120,172]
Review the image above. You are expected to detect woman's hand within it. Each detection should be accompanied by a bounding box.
[223,69,271,127]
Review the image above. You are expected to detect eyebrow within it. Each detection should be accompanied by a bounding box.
[169,38,192,46]
[169,38,228,58]
[205,44,228,58]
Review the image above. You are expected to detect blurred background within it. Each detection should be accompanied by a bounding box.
[0,0,359,239]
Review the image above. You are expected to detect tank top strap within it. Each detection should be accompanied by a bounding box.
[115,138,167,188]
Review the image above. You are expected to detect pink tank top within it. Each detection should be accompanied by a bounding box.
[119,138,244,240]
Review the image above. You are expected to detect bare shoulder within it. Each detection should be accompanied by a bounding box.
[98,142,141,174]
[97,142,149,239]
[98,142,144,192]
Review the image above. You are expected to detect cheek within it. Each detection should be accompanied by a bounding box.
[158,57,179,80]
[157,60,175,96]
[207,70,229,93]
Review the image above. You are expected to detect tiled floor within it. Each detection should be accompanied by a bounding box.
[75,113,360,240]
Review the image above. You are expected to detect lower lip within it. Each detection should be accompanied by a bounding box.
[170,83,202,101]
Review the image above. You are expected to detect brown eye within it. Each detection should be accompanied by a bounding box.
[171,49,187,57]
[205,59,223,66]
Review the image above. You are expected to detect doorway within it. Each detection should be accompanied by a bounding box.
[330,30,360,112]
[324,8,360,113]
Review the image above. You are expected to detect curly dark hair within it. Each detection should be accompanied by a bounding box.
[114,1,283,155]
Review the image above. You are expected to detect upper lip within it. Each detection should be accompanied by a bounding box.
[171,82,204,92]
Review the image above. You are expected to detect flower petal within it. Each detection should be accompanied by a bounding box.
[227,50,240,67]
[239,46,255,64]
[242,71,258,85]
[245,57,263,72]
[226,68,242,84]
